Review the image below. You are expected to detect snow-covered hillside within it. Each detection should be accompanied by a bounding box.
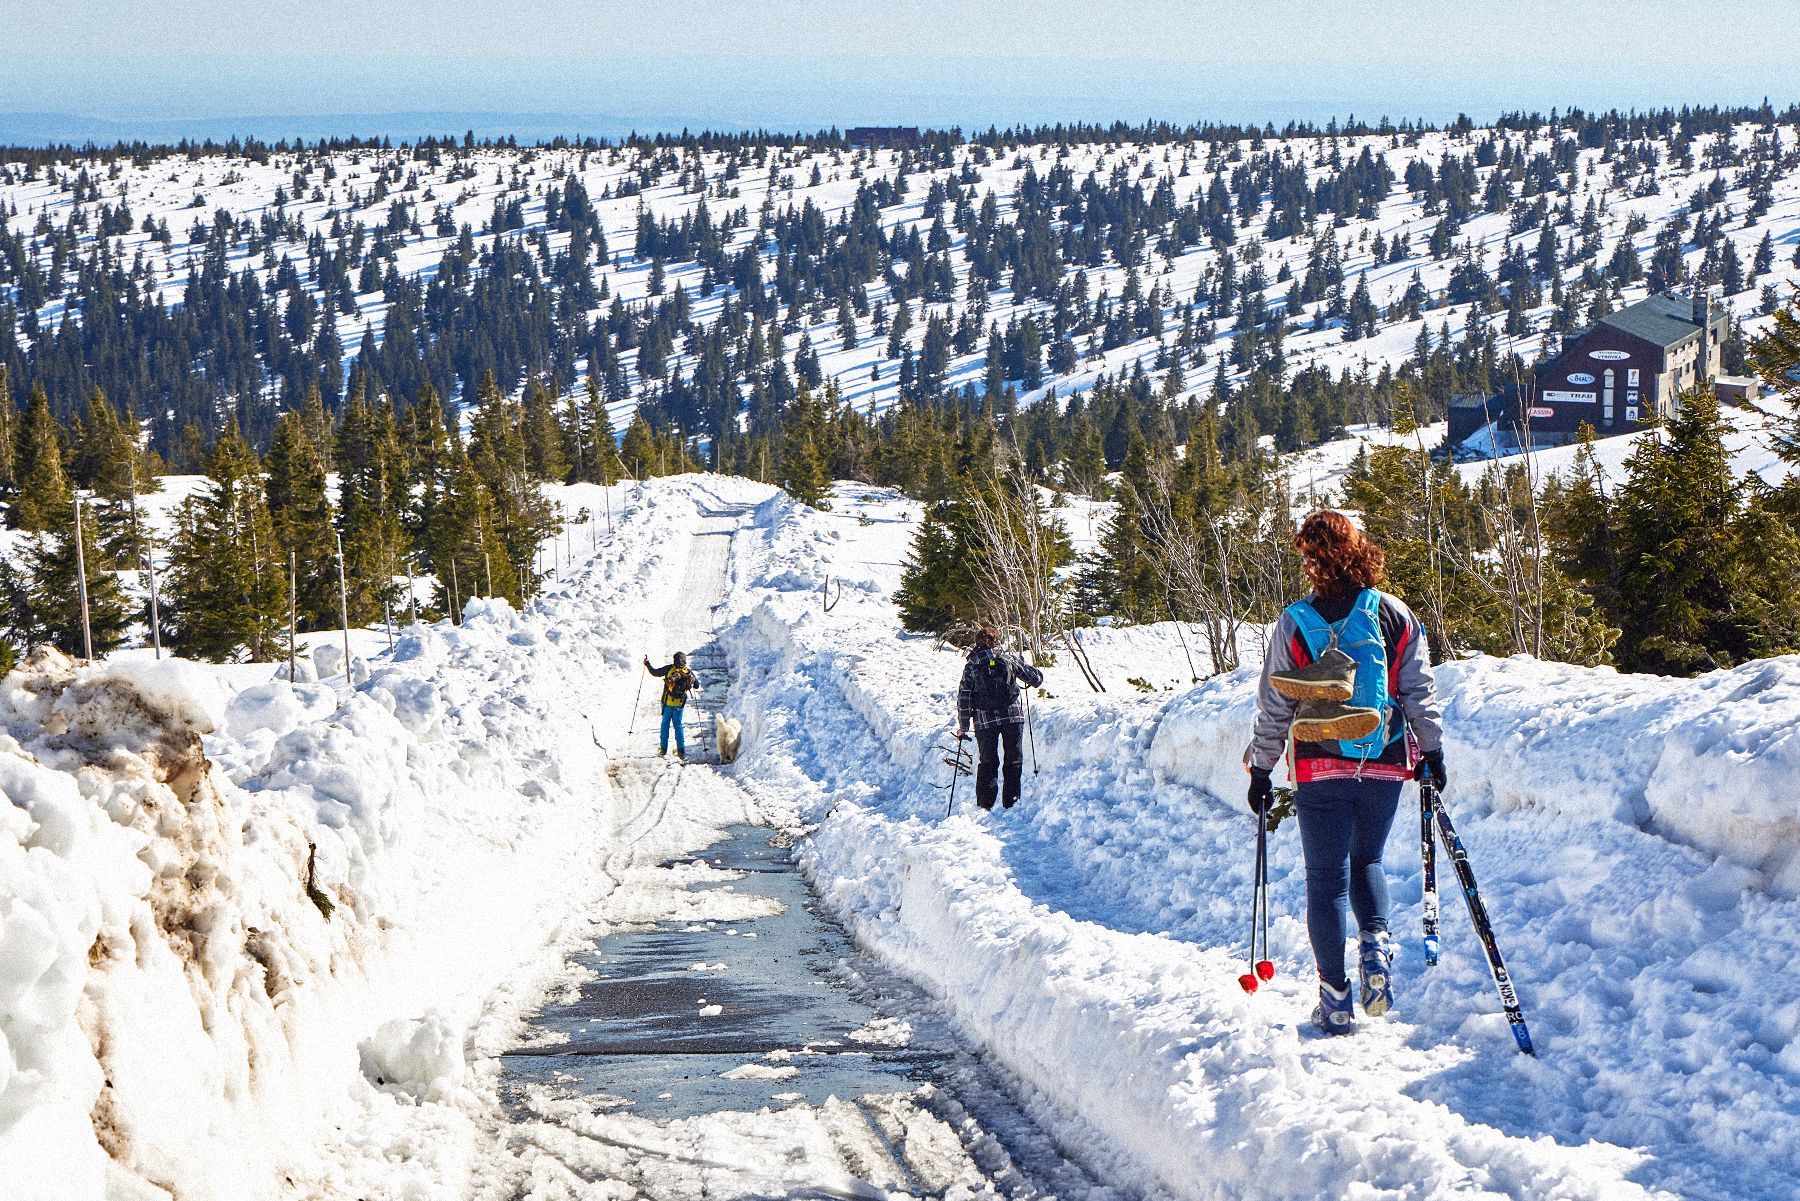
[3,113,1798,453]
[3,473,1797,1199]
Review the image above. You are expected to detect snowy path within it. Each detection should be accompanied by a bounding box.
[484,508,1118,1200]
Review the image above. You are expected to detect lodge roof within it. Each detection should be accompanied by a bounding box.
[1595,292,1727,349]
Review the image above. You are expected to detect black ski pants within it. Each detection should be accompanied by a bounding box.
[974,720,1025,809]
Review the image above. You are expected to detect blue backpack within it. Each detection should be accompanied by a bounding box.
[1285,589,1399,759]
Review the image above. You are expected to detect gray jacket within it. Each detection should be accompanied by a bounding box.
[1249,589,1443,776]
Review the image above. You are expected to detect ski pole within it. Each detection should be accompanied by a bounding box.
[1238,810,1275,992]
[1422,771,1535,1056]
[628,659,646,735]
[1421,774,1440,967]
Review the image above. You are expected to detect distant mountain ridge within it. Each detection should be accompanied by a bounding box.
[0,110,754,147]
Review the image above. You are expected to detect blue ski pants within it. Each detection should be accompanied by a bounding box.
[660,704,686,754]
[1295,777,1404,990]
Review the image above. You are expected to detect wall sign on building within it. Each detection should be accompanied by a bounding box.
[1567,372,1596,385]
[1542,389,1598,404]
[1589,349,1631,361]
[1528,406,1555,418]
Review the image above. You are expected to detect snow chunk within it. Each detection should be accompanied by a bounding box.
[720,1063,799,1081]
[358,1014,472,1103]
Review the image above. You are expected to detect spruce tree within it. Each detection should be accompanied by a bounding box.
[619,412,657,478]
[523,379,571,482]
[71,389,146,561]
[581,375,624,484]
[265,410,339,628]
[1077,435,1162,621]
[335,388,406,625]
[1749,293,1800,473]
[13,495,133,658]
[1601,388,1798,673]
[164,422,286,661]
[779,388,834,509]
[13,385,71,532]
[0,364,18,499]
[895,498,982,634]
[467,371,558,602]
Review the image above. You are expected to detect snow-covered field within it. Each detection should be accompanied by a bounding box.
[5,116,1798,443]
[4,473,1798,1199]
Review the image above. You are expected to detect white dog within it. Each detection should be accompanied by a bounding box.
[714,714,742,764]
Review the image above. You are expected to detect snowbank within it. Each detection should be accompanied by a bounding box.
[0,478,706,1199]
[721,481,1800,1201]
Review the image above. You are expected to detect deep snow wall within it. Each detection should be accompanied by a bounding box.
[0,479,703,1200]
[720,486,1800,1201]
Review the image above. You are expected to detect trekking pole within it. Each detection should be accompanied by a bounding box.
[1237,810,1275,992]
[1421,769,1535,1056]
[628,659,646,735]
[1023,679,1039,776]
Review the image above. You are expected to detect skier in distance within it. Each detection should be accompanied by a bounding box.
[644,652,701,759]
[1246,510,1444,1035]
[954,625,1044,811]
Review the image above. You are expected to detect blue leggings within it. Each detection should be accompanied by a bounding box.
[1296,777,1404,989]
[660,704,686,753]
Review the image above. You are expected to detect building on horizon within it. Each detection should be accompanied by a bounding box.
[845,126,921,149]
[1450,288,1747,454]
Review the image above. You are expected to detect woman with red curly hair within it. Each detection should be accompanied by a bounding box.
[1247,510,1444,1036]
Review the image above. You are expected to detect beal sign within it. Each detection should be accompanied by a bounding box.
[1566,372,1596,385]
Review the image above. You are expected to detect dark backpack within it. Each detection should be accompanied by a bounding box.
[969,653,1017,712]
[663,668,696,705]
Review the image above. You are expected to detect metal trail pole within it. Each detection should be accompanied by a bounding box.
[72,496,93,660]
[287,551,298,680]
[144,544,163,660]
[449,558,461,625]
[334,532,352,681]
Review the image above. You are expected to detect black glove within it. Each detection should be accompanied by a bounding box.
[1247,766,1273,815]
[1421,749,1447,793]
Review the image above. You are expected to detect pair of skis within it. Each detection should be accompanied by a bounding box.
[1419,768,1536,1056]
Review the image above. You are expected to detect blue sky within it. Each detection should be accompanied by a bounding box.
[4,1,1798,138]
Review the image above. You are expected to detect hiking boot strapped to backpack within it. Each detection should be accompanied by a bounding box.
[1283,590,1397,757]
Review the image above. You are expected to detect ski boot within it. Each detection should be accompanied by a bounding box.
[657,747,667,757]
[1269,646,1357,701]
[1312,979,1356,1036]
[1359,930,1396,1017]
[1291,698,1382,742]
